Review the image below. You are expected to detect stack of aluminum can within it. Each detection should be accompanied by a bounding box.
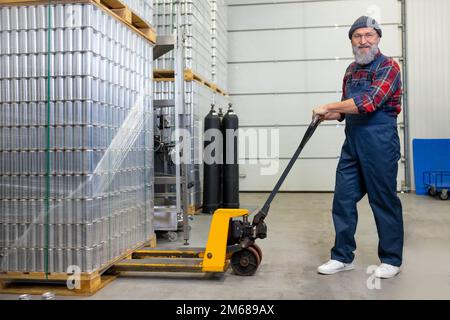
[152,0,175,37]
[211,0,227,92]
[153,0,213,84]
[121,0,154,27]
[152,0,175,70]
[152,1,228,212]
[0,2,154,274]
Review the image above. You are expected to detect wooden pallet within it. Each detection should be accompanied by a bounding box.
[215,87,227,96]
[183,69,215,91]
[0,0,156,44]
[0,234,157,296]
[153,69,176,80]
[153,69,228,96]
[0,273,118,296]
[92,0,156,44]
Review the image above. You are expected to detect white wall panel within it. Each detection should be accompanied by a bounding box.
[239,123,406,157]
[238,126,404,190]
[239,159,340,191]
[228,0,401,30]
[228,0,404,191]
[233,94,406,127]
[229,25,402,62]
[239,155,406,191]
[406,0,450,190]
[234,93,342,126]
[240,159,405,191]
[229,60,349,94]
[229,58,402,95]
[239,125,345,158]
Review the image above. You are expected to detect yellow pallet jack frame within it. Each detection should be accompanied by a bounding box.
[112,208,252,274]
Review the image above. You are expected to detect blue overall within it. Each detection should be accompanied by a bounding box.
[331,54,404,267]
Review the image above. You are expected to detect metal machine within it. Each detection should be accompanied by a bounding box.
[112,116,322,276]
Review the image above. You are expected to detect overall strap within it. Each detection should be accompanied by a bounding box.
[368,53,387,78]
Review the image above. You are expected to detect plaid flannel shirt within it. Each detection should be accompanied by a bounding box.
[341,52,402,119]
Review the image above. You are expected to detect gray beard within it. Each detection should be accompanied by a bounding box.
[352,44,379,65]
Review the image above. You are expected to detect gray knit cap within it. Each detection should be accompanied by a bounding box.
[348,16,382,39]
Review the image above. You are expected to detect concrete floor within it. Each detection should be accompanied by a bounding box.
[1,193,449,300]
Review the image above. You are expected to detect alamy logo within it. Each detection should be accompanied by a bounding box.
[171,128,281,176]
[366,265,381,290]
[66,265,81,290]
[366,5,382,25]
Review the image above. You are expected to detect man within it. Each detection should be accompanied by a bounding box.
[313,16,404,279]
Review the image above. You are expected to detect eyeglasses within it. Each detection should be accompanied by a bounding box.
[352,32,377,41]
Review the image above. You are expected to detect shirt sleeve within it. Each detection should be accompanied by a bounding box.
[353,59,401,114]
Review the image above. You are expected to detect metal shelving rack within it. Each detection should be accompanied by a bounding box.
[152,2,190,244]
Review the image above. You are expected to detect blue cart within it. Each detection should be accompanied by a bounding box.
[423,171,450,200]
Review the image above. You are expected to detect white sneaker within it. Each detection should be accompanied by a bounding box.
[317,259,355,275]
[374,263,400,279]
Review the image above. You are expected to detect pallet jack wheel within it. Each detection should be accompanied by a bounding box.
[231,247,260,276]
[439,189,448,200]
[167,231,178,242]
[250,244,263,264]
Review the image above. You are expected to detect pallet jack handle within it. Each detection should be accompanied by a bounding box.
[252,115,323,234]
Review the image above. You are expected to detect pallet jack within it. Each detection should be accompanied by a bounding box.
[112,116,322,276]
